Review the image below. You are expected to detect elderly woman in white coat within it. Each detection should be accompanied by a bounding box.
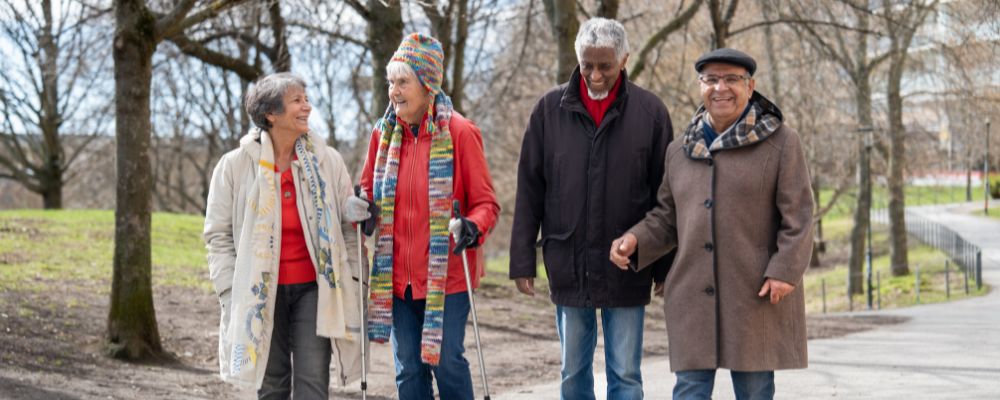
[204,72,373,399]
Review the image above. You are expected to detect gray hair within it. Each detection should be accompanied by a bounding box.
[574,18,629,62]
[245,72,307,130]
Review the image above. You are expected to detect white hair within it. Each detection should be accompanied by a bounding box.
[386,61,417,82]
[574,18,629,63]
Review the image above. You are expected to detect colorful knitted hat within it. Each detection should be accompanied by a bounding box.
[391,33,445,95]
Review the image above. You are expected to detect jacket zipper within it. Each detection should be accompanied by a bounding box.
[405,133,415,290]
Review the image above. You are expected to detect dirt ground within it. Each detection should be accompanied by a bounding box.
[0,275,907,400]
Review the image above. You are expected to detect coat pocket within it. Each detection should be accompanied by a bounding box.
[539,231,576,290]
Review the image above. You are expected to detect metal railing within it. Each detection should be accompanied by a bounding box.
[872,209,983,290]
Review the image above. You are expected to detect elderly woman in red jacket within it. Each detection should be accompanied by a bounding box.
[360,33,500,400]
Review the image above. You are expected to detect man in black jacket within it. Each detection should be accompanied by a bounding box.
[509,17,673,400]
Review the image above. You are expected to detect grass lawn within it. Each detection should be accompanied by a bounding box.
[970,209,1000,220]
[0,209,211,293]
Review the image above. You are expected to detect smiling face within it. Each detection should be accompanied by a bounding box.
[579,46,627,100]
[699,62,755,131]
[387,66,431,125]
[266,85,311,137]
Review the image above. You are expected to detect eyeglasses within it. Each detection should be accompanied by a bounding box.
[698,74,750,87]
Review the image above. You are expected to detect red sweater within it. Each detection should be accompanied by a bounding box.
[277,164,317,285]
[361,111,500,300]
[580,74,622,127]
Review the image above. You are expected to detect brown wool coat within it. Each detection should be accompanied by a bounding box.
[629,117,814,372]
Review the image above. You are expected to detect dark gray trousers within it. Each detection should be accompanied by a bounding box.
[258,281,332,400]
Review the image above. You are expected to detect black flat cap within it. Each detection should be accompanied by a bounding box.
[695,48,757,76]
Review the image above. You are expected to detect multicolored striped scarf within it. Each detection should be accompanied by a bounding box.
[369,95,454,365]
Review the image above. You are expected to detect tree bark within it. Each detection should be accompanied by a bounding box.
[268,0,291,72]
[886,45,910,277]
[707,0,739,49]
[847,9,874,294]
[450,0,469,113]
[882,1,938,277]
[108,0,246,361]
[366,0,403,117]
[109,0,163,360]
[543,0,579,83]
[596,0,618,19]
[39,0,63,209]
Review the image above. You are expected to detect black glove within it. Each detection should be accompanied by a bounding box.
[451,216,480,255]
[355,186,380,236]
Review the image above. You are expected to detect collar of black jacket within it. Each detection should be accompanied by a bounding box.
[560,65,631,114]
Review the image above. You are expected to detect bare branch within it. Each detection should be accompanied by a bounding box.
[629,0,703,80]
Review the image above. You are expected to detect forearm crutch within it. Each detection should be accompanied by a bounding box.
[354,186,368,399]
[453,200,492,400]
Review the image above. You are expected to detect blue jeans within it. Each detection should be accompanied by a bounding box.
[391,287,474,400]
[258,282,331,400]
[673,369,775,400]
[556,305,645,400]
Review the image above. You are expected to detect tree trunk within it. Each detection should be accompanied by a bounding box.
[268,0,291,72]
[450,0,469,113]
[543,0,579,83]
[39,0,64,210]
[707,0,738,49]
[367,0,403,117]
[810,177,822,267]
[108,0,164,361]
[966,155,973,201]
[596,0,618,19]
[847,14,874,293]
[41,183,62,209]
[886,48,910,277]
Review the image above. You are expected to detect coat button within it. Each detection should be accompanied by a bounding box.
[704,286,715,296]
[704,199,713,209]
[706,159,714,166]
[704,242,714,252]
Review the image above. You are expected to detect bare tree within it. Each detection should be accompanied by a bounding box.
[542,0,579,83]
[0,0,111,208]
[343,0,403,118]
[707,0,739,48]
[782,0,890,289]
[881,0,939,276]
[110,0,246,361]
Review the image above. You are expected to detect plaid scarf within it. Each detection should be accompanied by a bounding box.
[369,95,454,365]
[681,92,784,159]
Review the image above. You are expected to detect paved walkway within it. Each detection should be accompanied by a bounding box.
[498,203,1000,399]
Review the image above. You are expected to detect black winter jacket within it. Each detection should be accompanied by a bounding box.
[509,68,673,307]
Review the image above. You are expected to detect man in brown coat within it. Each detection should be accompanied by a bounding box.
[609,48,814,400]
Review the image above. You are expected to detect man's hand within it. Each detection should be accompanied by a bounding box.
[515,277,535,296]
[609,233,638,270]
[758,278,795,305]
[654,281,664,297]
